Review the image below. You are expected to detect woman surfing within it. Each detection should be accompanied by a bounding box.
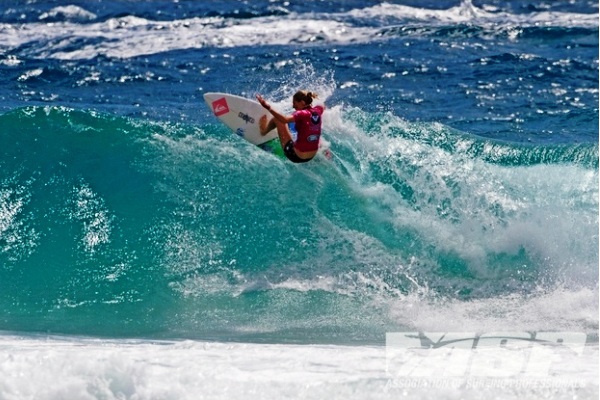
[256,91,325,163]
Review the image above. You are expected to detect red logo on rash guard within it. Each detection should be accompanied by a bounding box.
[212,98,229,116]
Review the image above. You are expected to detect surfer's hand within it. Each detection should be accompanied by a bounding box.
[256,94,271,110]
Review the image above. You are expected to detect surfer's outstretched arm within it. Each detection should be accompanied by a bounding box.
[256,94,294,125]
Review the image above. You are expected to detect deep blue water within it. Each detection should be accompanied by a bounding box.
[0,0,597,344]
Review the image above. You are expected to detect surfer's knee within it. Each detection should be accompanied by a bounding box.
[259,115,275,135]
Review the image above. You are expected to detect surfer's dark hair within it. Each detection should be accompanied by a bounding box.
[293,90,318,105]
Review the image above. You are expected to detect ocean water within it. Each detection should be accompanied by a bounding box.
[0,0,598,399]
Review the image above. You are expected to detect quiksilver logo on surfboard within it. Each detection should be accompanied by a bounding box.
[212,98,229,116]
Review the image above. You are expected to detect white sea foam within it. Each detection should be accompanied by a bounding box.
[324,105,599,280]
[0,186,38,261]
[71,183,112,253]
[347,0,598,27]
[0,1,596,60]
[0,190,24,242]
[17,68,43,82]
[0,334,596,400]
[39,5,97,22]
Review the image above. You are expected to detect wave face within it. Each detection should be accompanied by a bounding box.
[0,106,596,342]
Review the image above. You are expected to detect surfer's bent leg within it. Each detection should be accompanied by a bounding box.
[259,115,277,135]
[273,119,293,147]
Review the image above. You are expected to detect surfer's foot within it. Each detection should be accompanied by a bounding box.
[259,115,275,135]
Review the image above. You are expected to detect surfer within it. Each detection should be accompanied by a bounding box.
[256,91,324,163]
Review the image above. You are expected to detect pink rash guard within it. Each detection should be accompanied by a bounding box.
[292,105,323,152]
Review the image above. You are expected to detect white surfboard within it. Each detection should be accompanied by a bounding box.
[203,92,276,146]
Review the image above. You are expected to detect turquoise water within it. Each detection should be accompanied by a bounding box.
[0,1,597,397]
[1,105,597,343]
